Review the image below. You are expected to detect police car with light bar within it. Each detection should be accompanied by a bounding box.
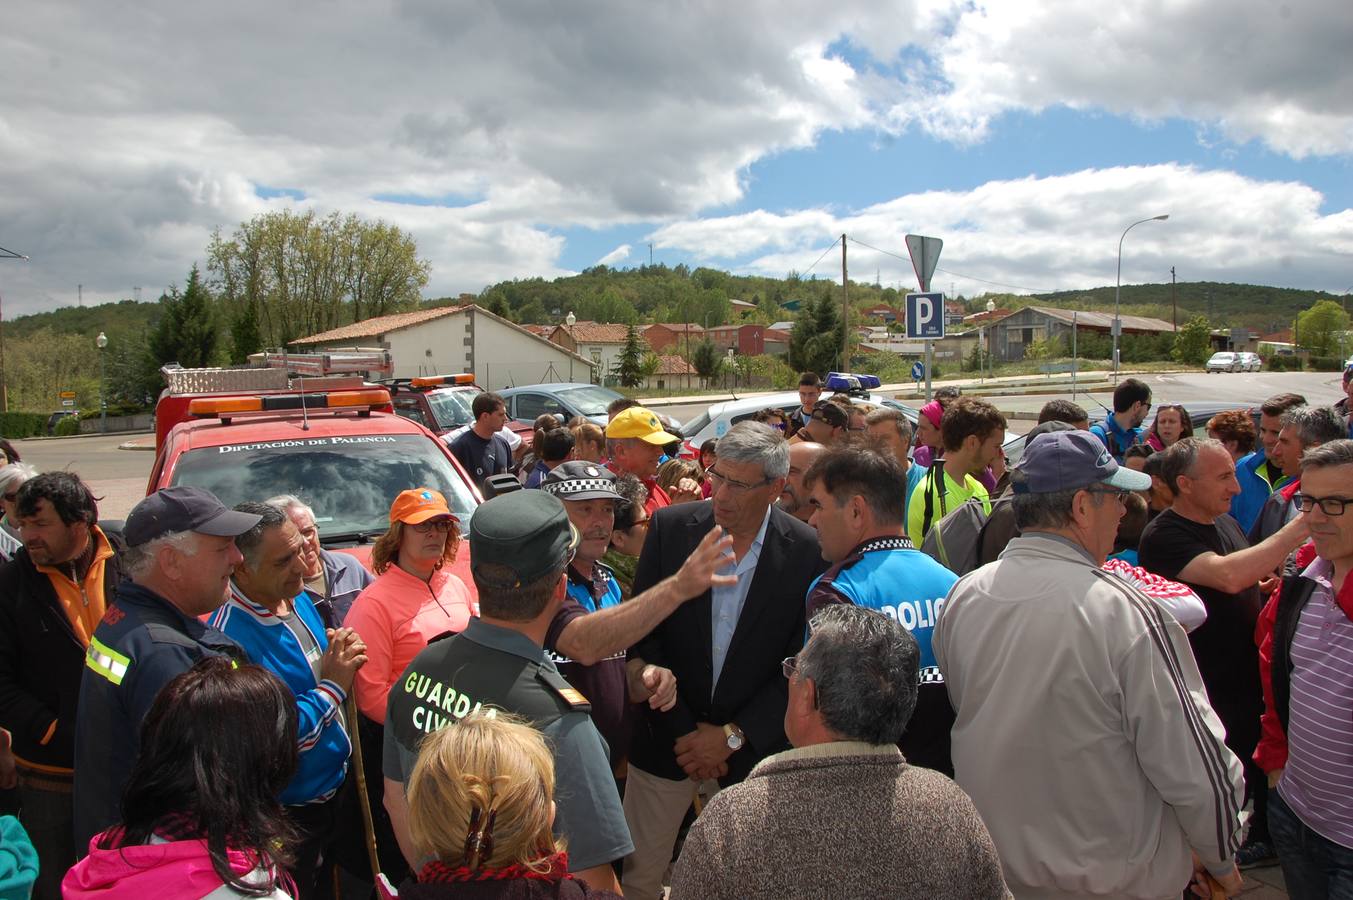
[678,372,1020,457]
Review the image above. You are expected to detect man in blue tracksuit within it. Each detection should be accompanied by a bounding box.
[803,445,959,775]
[73,487,259,851]
[209,501,367,899]
[1230,392,1307,533]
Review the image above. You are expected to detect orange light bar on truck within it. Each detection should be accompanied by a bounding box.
[188,388,392,417]
[410,374,476,388]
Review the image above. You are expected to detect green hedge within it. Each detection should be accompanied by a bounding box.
[1310,356,1345,372]
[0,412,49,439]
[53,416,82,436]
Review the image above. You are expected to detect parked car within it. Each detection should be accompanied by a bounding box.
[46,410,79,435]
[384,374,533,445]
[1205,351,1245,373]
[1237,352,1262,372]
[498,382,625,426]
[679,376,1019,459]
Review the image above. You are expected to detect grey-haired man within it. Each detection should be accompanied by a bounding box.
[935,430,1246,899]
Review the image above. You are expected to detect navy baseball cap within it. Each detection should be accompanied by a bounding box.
[469,489,580,589]
[1011,430,1152,494]
[125,486,263,547]
[541,461,621,502]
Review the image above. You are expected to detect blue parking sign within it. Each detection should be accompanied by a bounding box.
[911,361,925,381]
[905,292,946,340]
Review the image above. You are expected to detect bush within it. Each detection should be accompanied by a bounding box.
[1310,356,1344,372]
[0,412,48,439]
[1267,355,1289,372]
[54,416,82,436]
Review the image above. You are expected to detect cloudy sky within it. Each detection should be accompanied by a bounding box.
[2,0,1351,317]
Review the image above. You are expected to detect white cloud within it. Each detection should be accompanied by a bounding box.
[0,0,1348,316]
[651,165,1353,295]
[596,244,632,266]
[910,0,1353,156]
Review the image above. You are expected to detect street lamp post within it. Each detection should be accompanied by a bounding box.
[1114,214,1169,380]
[564,311,576,381]
[95,331,108,433]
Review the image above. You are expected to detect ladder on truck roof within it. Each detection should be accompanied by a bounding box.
[262,349,393,378]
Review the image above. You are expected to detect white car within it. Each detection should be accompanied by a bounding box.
[678,389,1019,457]
[1205,352,1243,373]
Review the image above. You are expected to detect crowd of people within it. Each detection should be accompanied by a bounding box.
[1,366,1352,899]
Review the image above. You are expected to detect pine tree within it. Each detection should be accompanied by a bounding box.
[788,293,844,375]
[613,324,646,387]
[147,264,218,368]
[230,300,263,363]
[690,339,722,385]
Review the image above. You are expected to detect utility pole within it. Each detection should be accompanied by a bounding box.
[78,283,82,307]
[840,234,848,370]
[1171,266,1177,331]
[648,243,653,266]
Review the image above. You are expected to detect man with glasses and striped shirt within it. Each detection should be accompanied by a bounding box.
[1255,439,1353,895]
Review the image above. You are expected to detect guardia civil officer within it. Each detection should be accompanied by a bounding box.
[71,487,260,851]
[382,489,633,894]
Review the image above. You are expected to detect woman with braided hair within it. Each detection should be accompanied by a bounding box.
[398,712,620,899]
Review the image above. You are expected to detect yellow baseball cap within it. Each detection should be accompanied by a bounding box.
[606,406,680,445]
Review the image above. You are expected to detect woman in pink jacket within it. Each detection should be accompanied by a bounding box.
[342,487,477,885]
[62,658,298,899]
[345,488,476,725]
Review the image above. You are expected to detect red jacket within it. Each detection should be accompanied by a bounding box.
[1254,541,1338,773]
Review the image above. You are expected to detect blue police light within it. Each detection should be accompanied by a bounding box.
[824,372,881,393]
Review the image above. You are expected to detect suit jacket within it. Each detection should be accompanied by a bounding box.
[629,500,826,784]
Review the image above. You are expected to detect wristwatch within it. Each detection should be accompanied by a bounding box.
[723,723,745,751]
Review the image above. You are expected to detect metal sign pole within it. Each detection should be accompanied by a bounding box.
[1071,310,1078,398]
[924,342,933,401]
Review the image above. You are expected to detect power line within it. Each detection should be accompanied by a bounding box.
[845,236,1054,294]
[801,236,843,277]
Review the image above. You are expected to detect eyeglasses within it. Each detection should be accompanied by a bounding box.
[706,466,773,495]
[410,518,454,533]
[1084,487,1131,504]
[631,517,651,530]
[1298,494,1351,516]
[2,492,16,503]
[781,656,799,679]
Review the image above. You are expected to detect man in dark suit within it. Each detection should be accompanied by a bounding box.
[622,421,826,899]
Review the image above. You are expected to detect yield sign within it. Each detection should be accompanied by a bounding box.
[905,234,943,292]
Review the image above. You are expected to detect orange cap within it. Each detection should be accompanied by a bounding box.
[389,488,453,525]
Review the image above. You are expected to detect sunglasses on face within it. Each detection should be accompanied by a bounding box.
[410,518,454,533]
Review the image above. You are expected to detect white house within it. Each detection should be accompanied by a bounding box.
[290,304,597,388]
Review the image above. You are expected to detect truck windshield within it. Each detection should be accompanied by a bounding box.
[425,389,476,430]
[169,434,478,540]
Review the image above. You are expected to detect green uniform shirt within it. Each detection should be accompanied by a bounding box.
[907,465,991,541]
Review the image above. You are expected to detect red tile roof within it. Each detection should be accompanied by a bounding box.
[553,322,634,343]
[292,305,470,345]
[653,355,696,375]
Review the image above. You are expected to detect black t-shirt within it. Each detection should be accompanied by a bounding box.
[1138,509,1263,739]
[448,429,510,486]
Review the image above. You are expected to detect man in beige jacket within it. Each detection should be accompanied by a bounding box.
[935,430,1246,899]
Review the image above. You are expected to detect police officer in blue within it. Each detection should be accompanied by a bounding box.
[803,445,960,774]
[71,486,260,852]
[383,489,633,894]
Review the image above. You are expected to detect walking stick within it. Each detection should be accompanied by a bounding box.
[345,692,382,882]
